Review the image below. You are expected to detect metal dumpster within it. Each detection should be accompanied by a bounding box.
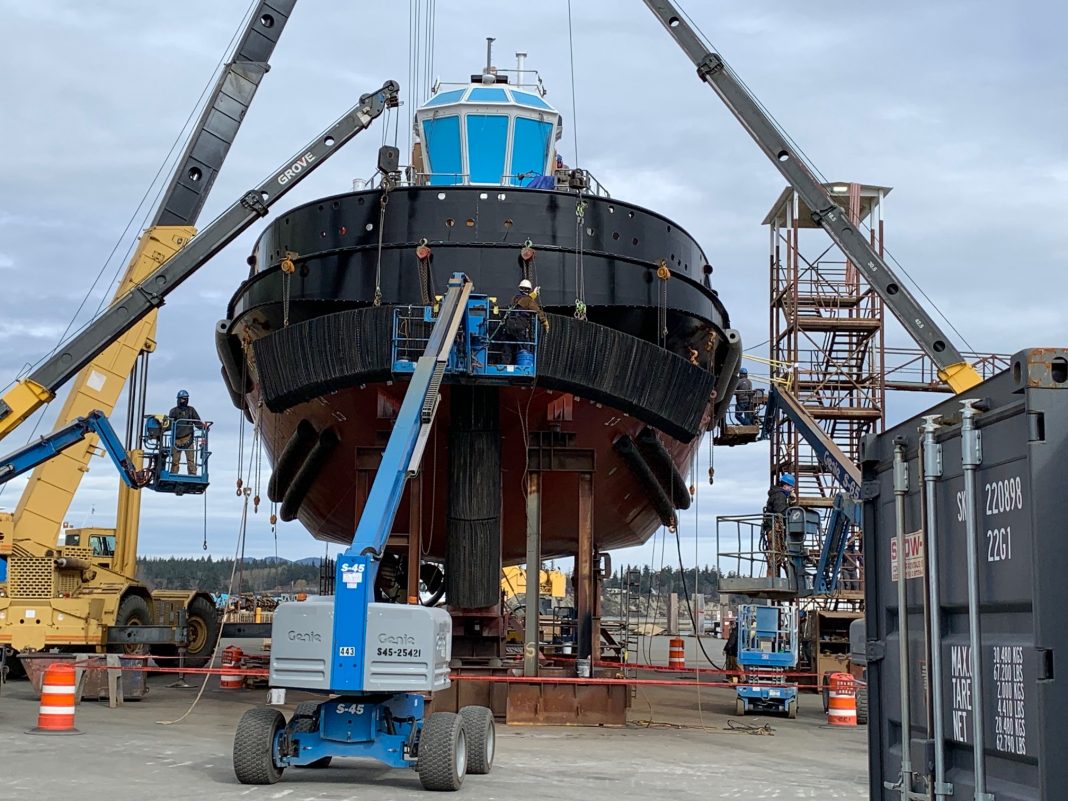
[860,348,1068,800]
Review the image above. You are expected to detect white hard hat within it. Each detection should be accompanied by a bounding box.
[518,279,533,291]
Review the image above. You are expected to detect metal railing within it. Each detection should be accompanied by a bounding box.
[716,510,863,595]
[391,304,537,371]
[141,415,211,481]
[716,513,791,581]
[884,346,1012,392]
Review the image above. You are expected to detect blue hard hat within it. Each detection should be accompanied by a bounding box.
[779,473,796,487]
[177,389,189,400]
[740,368,748,376]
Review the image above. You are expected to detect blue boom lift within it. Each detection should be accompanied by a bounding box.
[761,385,862,597]
[232,273,537,790]
[0,409,209,494]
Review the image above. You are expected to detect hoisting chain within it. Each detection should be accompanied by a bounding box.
[235,340,252,496]
[656,259,671,347]
[573,197,588,320]
[520,239,538,286]
[374,177,394,307]
[280,252,297,327]
[415,238,433,306]
[253,420,263,514]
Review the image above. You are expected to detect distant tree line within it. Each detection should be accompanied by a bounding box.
[603,564,724,599]
[136,556,321,594]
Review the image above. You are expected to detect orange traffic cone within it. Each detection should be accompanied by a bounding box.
[28,662,82,735]
[826,672,858,727]
[668,637,686,670]
[220,645,244,690]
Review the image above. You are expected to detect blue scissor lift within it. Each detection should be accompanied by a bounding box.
[735,603,800,718]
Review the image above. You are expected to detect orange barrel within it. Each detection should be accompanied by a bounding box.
[668,637,686,670]
[827,672,858,726]
[28,662,81,735]
[220,645,245,690]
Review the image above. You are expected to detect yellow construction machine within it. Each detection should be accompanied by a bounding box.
[0,4,298,667]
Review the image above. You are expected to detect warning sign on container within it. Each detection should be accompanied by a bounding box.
[890,530,925,581]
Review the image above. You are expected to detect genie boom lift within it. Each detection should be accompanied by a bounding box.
[233,273,537,790]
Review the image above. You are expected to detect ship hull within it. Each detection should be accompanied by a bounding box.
[220,186,736,566]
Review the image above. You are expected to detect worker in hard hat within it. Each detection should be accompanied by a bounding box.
[501,278,550,364]
[761,472,796,577]
[734,367,754,424]
[168,389,204,475]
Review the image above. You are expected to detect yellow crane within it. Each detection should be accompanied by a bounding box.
[0,3,304,666]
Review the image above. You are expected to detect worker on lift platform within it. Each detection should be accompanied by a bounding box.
[502,279,549,364]
[762,472,795,576]
[734,367,754,424]
[168,390,207,475]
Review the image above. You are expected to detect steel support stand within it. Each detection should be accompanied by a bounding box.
[167,611,193,689]
[523,471,542,677]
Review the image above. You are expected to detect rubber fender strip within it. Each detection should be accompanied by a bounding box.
[635,427,691,511]
[613,435,676,528]
[279,428,339,521]
[219,366,245,412]
[268,419,319,503]
[216,319,252,397]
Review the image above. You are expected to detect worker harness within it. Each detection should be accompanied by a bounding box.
[573,197,588,320]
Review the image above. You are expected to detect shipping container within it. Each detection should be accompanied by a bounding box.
[861,349,1068,801]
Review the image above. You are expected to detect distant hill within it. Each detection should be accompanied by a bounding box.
[295,556,325,566]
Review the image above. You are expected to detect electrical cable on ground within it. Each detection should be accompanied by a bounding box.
[673,481,724,672]
[156,487,252,726]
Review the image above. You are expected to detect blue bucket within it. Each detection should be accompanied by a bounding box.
[516,349,534,369]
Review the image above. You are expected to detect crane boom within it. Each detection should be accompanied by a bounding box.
[154,0,298,227]
[9,0,299,557]
[0,80,399,438]
[642,1,983,393]
[0,411,146,489]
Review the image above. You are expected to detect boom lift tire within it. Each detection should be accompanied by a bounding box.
[735,698,745,717]
[787,699,798,719]
[290,701,331,768]
[459,706,495,775]
[417,711,467,791]
[112,595,151,655]
[234,707,285,785]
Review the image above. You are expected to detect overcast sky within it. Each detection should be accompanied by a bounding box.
[0,1,1064,572]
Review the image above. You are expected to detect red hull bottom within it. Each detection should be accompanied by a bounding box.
[252,382,697,562]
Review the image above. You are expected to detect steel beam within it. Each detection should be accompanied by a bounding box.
[523,472,542,677]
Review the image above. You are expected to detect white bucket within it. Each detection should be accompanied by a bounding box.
[576,657,591,678]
